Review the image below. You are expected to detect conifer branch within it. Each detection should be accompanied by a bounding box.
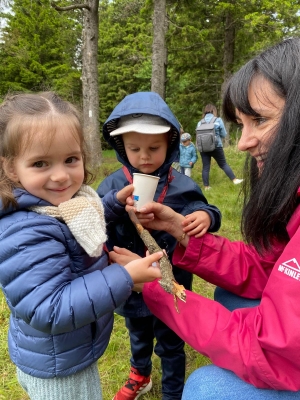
[51,2,90,11]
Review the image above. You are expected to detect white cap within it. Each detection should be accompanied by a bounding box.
[110,114,171,136]
[181,133,191,141]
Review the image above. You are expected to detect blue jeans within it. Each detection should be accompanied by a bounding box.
[200,147,235,186]
[182,288,300,399]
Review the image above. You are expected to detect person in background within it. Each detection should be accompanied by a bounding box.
[0,92,163,400]
[179,132,198,177]
[97,91,222,400]
[196,103,243,190]
[171,124,184,172]
[113,37,300,399]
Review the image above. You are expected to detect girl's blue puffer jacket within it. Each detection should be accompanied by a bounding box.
[0,189,133,378]
[97,91,222,318]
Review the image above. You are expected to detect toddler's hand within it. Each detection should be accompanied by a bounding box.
[182,211,211,238]
[109,246,140,266]
[116,184,134,205]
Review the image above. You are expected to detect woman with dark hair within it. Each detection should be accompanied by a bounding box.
[196,103,243,190]
[110,37,300,399]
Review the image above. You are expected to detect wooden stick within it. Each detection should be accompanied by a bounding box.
[128,210,186,310]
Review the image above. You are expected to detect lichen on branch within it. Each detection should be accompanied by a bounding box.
[128,210,186,312]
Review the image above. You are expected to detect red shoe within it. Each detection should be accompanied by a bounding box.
[113,366,152,400]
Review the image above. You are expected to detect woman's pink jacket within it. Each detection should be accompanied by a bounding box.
[143,201,300,390]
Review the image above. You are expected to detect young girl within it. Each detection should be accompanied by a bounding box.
[0,92,162,400]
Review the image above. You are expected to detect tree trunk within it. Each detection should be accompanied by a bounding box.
[82,0,102,168]
[221,8,235,146]
[151,0,168,99]
[51,0,102,169]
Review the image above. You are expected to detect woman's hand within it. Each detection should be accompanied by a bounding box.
[125,202,180,232]
[125,202,189,246]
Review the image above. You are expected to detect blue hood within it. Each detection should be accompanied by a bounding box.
[102,92,180,175]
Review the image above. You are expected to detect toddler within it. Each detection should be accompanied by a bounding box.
[179,132,198,177]
[97,91,222,400]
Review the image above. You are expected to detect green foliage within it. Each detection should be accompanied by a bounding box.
[97,0,299,135]
[1,0,299,152]
[0,147,245,400]
[0,0,82,102]
[165,0,300,133]
[98,0,152,127]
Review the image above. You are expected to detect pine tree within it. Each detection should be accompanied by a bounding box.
[0,0,81,101]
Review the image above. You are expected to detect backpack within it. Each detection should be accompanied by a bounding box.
[196,117,217,152]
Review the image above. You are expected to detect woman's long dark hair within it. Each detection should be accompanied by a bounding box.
[223,38,300,254]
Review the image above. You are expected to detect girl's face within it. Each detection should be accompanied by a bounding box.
[8,125,84,205]
[236,77,285,172]
[123,131,168,174]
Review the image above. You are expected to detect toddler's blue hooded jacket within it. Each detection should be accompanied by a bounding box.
[98,92,222,318]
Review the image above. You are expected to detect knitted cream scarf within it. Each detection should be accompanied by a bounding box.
[30,185,107,257]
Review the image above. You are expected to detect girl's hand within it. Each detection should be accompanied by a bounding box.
[110,248,161,292]
[124,252,163,284]
[116,184,134,205]
[132,283,145,292]
[182,211,211,237]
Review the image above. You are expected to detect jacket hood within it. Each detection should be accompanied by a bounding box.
[102,92,180,175]
[204,113,215,123]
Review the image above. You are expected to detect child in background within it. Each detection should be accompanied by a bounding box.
[0,92,163,400]
[179,132,198,177]
[97,91,222,400]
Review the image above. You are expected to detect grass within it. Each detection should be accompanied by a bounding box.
[0,146,246,400]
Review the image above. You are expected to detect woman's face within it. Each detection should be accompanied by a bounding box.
[236,77,285,172]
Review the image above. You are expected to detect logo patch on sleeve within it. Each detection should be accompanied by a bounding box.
[278,258,300,281]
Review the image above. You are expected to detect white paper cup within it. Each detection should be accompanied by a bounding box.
[132,173,160,211]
